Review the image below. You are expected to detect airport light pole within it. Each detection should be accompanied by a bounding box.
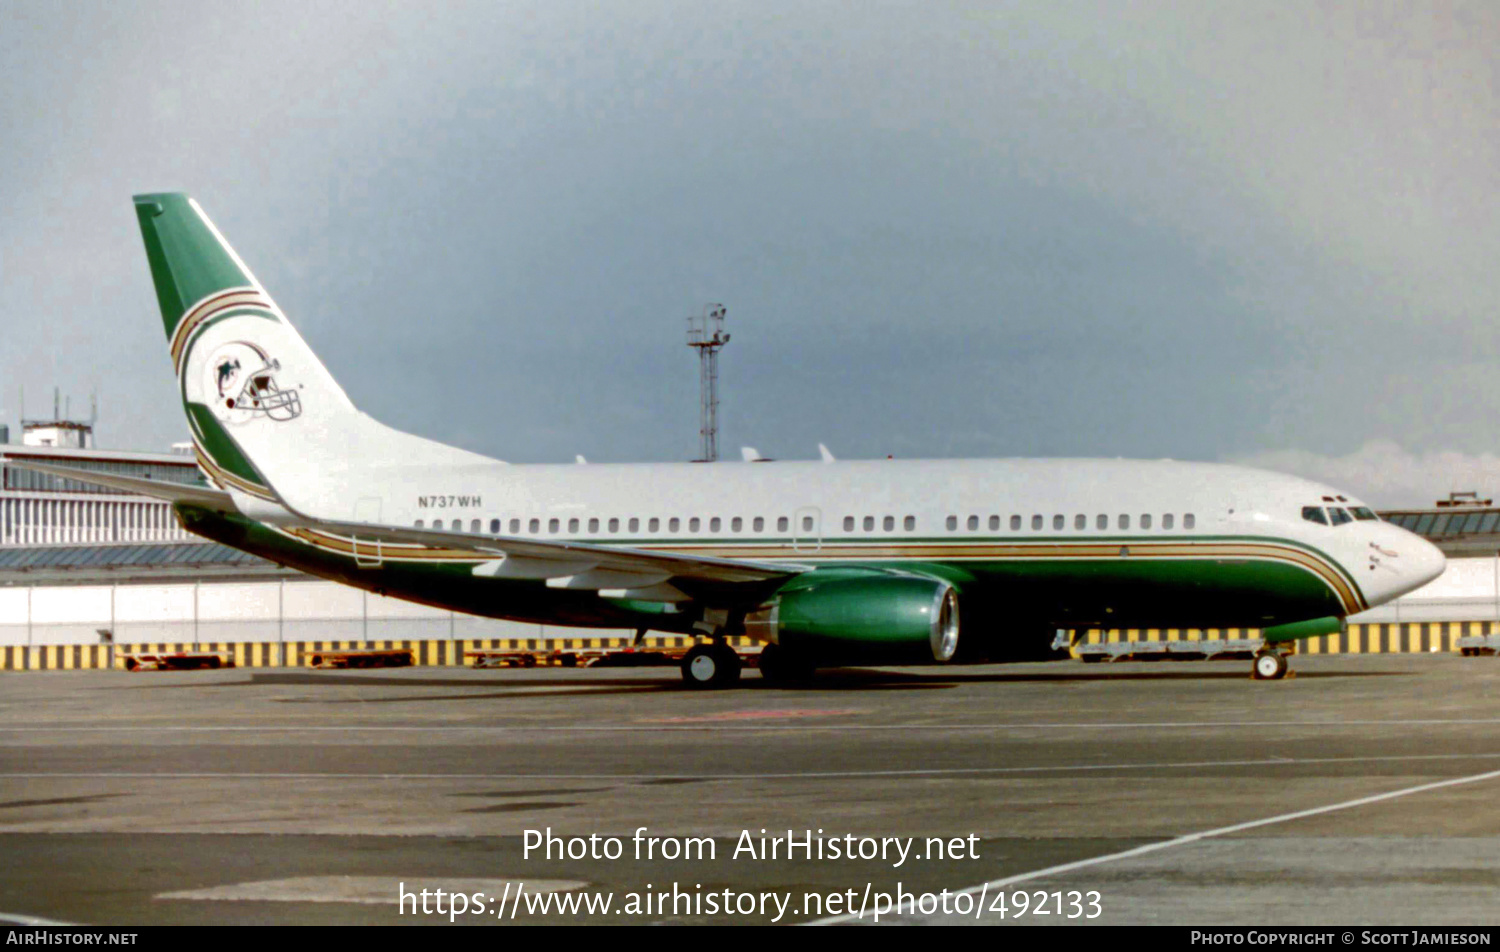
[687,304,729,462]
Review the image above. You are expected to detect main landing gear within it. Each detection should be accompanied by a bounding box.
[680,641,742,689]
[1252,649,1290,681]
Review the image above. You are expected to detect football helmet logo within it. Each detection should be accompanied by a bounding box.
[203,341,302,422]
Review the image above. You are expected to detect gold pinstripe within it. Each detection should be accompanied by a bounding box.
[169,287,275,372]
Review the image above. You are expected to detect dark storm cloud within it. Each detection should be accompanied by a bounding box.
[0,1,1495,505]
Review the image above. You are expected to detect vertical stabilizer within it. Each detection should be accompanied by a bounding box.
[131,193,497,518]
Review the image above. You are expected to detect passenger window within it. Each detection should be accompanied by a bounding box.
[509,518,520,533]
[754,516,765,532]
[648,517,659,532]
[415,519,424,528]
[777,516,789,532]
[670,517,681,532]
[1010,515,1021,531]
[947,516,958,531]
[548,518,560,533]
[1184,514,1195,529]
[884,516,895,531]
[904,515,915,530]
[967,515,979,530]
[1096,514,1107,530]
[1074,514,1086,530]
[609,517,620,533]
[731,517,742,532]
[1118,514,1130,530]
[1053,514,1064,530]
[1141,514,1152,530]
[1301,506,1329,526]
[628,517,638,532]
[588,518,599,533]
[1163,514,1174,530]
[1031,514,1043,530]
[529,518,540,533]
[844,516,855,531]
[802,516,814,531]
[568,518,579,533]
[488,518,499,533]
[864,516,875,531]
[710,517,721,532]
[690,517,701,532]
[471,519,480,532]
[1328,507,1353,526]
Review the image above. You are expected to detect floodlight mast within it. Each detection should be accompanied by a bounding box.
[686,304,729,462]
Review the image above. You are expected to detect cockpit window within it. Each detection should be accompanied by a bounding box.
[1328,507,1353,526]
[1302,506,1328,526]
[1350,507,1377,521]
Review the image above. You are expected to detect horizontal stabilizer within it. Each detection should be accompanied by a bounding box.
[7,460,237,512]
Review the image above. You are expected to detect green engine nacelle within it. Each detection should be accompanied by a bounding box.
[751,575,961,665]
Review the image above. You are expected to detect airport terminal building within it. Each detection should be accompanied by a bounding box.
[0,423,633,670]
[0,424,1496,669]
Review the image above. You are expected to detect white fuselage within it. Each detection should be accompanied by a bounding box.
[274,454,1443,616]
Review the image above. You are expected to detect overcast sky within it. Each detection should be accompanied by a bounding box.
[1,1,1496,506]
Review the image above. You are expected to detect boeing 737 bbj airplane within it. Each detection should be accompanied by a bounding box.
[15,194,1447,687]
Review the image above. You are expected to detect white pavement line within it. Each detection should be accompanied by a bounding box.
[9,749,1500,782]
[811,763,1500,925]
[10,718,1500,732]
[0,912,75,926]
[155,875,586,905]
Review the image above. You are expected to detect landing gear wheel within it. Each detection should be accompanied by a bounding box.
[757,643,816,685]
[681,643,742,689]
[1252,650,1289,681]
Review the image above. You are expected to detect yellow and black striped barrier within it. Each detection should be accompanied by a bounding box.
[3,626,1494,670]
[0,634,758,670]
[1073,621,1497,656]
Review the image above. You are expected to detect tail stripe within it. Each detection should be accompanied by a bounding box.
[193,445,277,502]
[169,287,276,372]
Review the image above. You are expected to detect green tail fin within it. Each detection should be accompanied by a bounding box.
[133,193,259,340]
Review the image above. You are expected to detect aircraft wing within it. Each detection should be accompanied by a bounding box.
[316,518,809,593]
[7,459,237,512]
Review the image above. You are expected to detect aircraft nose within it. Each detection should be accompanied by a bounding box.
[1364,525,1445,606]
[1406,534,1446,588]
[1376,527,1446,595]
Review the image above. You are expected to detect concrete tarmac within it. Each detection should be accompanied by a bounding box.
[4,654,1500,925]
